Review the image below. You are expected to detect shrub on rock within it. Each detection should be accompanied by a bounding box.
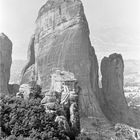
[0,95,69,140]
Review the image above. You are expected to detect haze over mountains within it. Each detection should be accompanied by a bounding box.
[92,25,140,60]
[124,59,140,86]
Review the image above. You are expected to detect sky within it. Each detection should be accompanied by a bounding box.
[0,0,140,60]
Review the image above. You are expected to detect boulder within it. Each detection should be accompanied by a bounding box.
[34,0,101,117]
[16,84,31,100]
[0,33,12,94]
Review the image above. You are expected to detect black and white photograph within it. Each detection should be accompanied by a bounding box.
[0,0,140,139]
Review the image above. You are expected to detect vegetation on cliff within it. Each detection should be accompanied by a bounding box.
[0,85,69,140]
[0,83,92,140]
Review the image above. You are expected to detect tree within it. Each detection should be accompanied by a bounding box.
[0,95,69,140]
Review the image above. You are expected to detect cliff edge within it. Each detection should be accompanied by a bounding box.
[0,33,12,94]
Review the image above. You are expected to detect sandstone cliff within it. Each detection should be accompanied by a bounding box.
[100,53,140,128]
[34,0,102,116]
[0,33,12,94]
[20,35,35,85]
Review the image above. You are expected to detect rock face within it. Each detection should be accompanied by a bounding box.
[100,54,128,122]
[0,33,12,94]
[34,0,101,116]
[41,70,80,135]
[8,84,19,95]
[16,84,31,100]
[20,35,35,84]
[20,64,35,85]
[114,123,140,140]
[100,53,140,128]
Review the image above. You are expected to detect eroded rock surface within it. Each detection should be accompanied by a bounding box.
[0,33,12,94]
[80,121,140,140]
[114,123,140,140]
[8,84,19,95]
[35,0,101,117]
[41,70,80,135]
[20,35,35,84]
[100,54,128,122]
[20,64,36,85]
[16,84,31,100]
[100,53,140,128]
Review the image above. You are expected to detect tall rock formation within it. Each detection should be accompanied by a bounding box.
[100,53,140,128]
[0,33,12,94]
[100,54,129,122]
[20,35,35,85]
[34,0,102,116]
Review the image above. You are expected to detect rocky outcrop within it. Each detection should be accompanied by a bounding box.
[16,82,42,100]
[100,53,140,128]
[100,54,128,122]
[0,33,12,94]
[42,70,80,135]
[20,35,35,84]
[80,122,140,140]
[20,64,35,85]
[16,84,31,100]
[34,0,101,117]
[114,123,140,140]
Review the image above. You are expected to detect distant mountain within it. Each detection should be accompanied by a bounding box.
[92,26,140,60]
[124,60,140,86]
[10,60,26,84]
[124,60,140,75]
